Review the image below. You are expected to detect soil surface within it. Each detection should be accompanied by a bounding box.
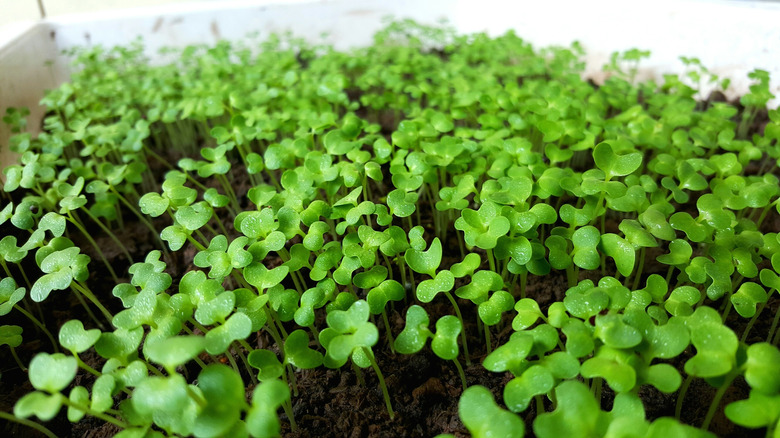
[1,99,777,438]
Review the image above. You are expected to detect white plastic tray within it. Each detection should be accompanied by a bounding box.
[2,0,780,169]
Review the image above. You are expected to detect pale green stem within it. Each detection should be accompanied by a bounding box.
[109,187,169,256]
[444,291,471,366]
[676,375,693,420]
[70,285,106,329]
[702,371,739,431]
[452,357,467,391]
[769,306,780,344]
[362,347,394,419]
[66,213,119,282]
[381,310,395,353]
[72,281,114,323]
[484,323,492,355]
[486,248,496,273]
[80,206,133,263]
[9,345,26,371]
[741,301,766,342]
[224,346,241,376]
[13,305,58,352]
[286,363,299,397]
[60,396,129,429]
[0,410,58,438]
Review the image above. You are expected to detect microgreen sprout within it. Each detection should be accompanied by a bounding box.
[2,19,780,438]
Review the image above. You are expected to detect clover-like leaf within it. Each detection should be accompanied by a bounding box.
[284,329,323,369]
[0,324,23,348]
[30,246,90,302]
[59,319,101,354]
[244,263,289,291]
[0,277,25,316]
[431,315,461,360]
[145,336,206,372]
[483,332,534,376]
[725,391,780,431]
[744,342,780,394]
[394,305,432,355]
[247,349,284,381]
[478,291,514,326]
[132,374,195,436]
[247,379,290,438]
[581,350,636,393]
[322,300,378,363]
[193,365,246,438]
[512,298,543,331]
[664,286,700,317]
[366,279,405,315]
[459,385,525,438]
[504,365,555,413]
[404,236,442,277]
[593,141,642,179]
[600,233,635,277]
[595,313,642,349]
[416,270,455,303]
[533,380,600,438]
[455,201,510,250]
[684,307,738,378]
[730,282,767,318]
[29,352,78,393]
[14,391,63,421]
[571,226,600,270]
[204,312,252,355]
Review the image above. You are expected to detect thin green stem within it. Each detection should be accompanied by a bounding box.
[286,363,299,397]
[362,347,394,419]
[70,285,106,329]
[72,281,114,323]
[484,323,492,355]
[444,291,471,366]
[535,395,545,415]
[0,410,58,438]
[60,396,129,429]
[80,207,133,263]
[281,399,298,432]
[676,375,693,420]
[13,305,58,352]
[110,186,170,254]
[224,347,241,375]
[9,345,26,371]
[66,213,119,282]
[381,310,395,353]
[452,357,467,391]
[486,248,496,273]
[702,371,738,431]
[632,247,646,291]
[768,305,780,344]
[741,301,766,342]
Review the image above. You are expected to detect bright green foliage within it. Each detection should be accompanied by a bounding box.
[455,201,510,250]
[3,19,780,438]
[394,305,431,354]
[247,379,290,438]
[30,247,90,302]
[59,320,101,353]
[320,300,377,368]
[28,352,78,393]
[458,386,525,438]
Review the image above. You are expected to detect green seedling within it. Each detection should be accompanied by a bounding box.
[246,379,294,438]
[320,300,393,418]
[458,385,525,438]
[4,19,780,438]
